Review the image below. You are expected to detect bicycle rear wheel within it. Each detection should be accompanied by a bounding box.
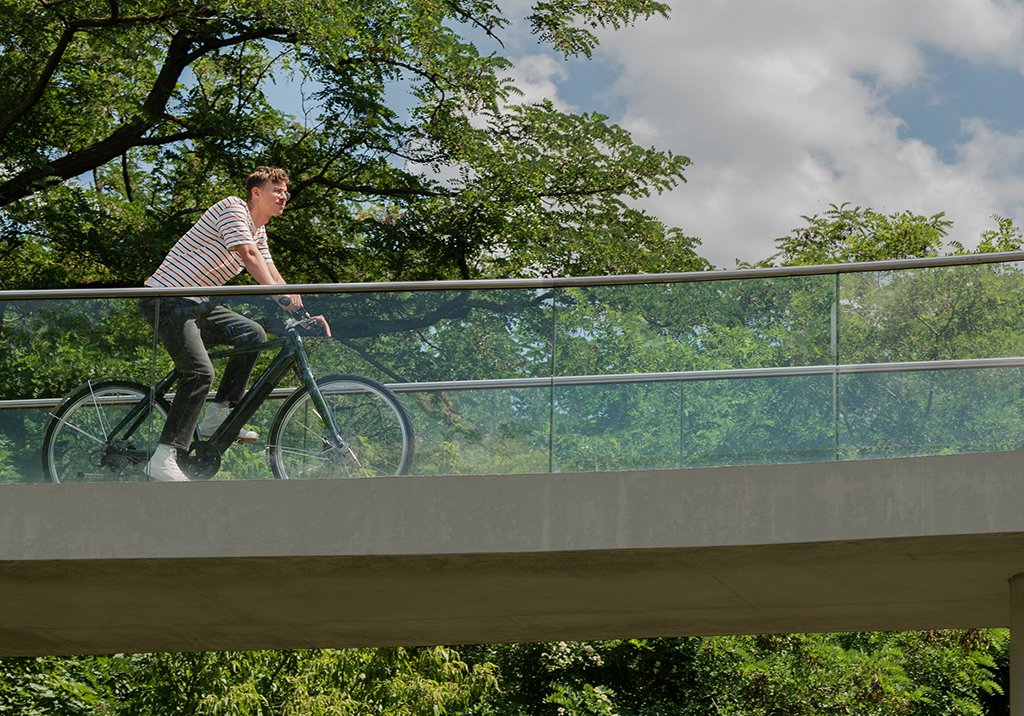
[41,379,169,483]
[268,374,414,479]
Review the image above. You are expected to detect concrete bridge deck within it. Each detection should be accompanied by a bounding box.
[2,450,1022,655]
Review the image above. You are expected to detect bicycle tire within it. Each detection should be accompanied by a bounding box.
[267,374,414,479]
[41,379,170,484]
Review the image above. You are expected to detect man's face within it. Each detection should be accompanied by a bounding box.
[252,180,289,216]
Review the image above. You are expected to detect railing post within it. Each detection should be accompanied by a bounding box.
[1011,573,1024,713]
[831,272,840,461]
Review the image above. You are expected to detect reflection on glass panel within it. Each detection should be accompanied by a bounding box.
[402,386,550,476]
[678,375,835,468]
[553,277,836,379]
[302,289,554,385]
[552,381,682,472]
[838,367,1024,459]
[1,297,158,401]
[0,406,50,484]
[553,375,834,472]
[838,262,1024,363]
[1,297,167,484]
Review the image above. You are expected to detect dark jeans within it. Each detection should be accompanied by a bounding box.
[138,297,266,451]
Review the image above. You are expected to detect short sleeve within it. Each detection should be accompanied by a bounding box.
[213,197,257,249]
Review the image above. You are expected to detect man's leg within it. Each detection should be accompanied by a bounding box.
[138,298,216,480]
[199,305,267,405]
[195,306,267,441]
[157,312,216,451]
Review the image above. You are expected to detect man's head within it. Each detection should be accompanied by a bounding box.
[245,166,290,220]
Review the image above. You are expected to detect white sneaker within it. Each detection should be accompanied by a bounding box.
[198,402,258,442]
[145,444,189,482]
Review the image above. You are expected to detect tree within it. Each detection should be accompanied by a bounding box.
[768,203,952,266]
[0,648,498,714]
[0,0,703,288]
[459,632,1007,715]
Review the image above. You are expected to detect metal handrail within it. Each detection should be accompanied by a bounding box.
[6,355,1024,409]
[1,251,1023,300]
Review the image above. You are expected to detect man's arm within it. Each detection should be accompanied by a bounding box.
[230,243,331,336]
[230,244,302,308]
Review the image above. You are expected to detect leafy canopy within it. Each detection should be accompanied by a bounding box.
[0,0,704,288]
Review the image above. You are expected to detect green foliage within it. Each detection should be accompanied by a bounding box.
[0,0,700,287]
[461,632,1008,716]
[969,215,1024,255]
[0,648,497,715]
[769,203,952,266]
[0,656,110,715]
[0,634,1008,715]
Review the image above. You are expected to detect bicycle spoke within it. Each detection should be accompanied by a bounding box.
[46,413,109,446]
[86,380,111,439]
[272,444,331,461]
[43,381,168,484]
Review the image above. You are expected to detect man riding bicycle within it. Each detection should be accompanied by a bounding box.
[138,166,330,482]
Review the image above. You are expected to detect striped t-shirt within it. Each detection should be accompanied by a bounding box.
[145,196,274,291]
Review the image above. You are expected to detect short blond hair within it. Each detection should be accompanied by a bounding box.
[245,166,289,199]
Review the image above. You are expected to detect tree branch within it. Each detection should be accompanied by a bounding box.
[0,24,291,208]
[0,10,186,139]
[308,179,450,199]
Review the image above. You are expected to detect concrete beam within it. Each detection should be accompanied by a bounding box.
[2,451,1024,655]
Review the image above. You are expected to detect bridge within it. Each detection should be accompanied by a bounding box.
[4,253,1024,706]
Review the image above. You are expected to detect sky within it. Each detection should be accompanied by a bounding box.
[494,0,1024,268]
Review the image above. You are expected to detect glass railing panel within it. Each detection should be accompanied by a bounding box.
[677,375,836,467]
[0,405,50,483]
[1,296,158,484]
[551,373,836,472]
[838,261,1024,363]
[553,276,837,376]
[275,288,555,477]
[838,366,1024,459]
[403,385,551,475]
[296,288,554,381]
[12,288,555,482]
[550,276,836,470]
[1,296,159,398]
[552,380,682,472]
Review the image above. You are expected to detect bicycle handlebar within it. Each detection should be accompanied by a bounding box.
[275,296,330,337]
[284,311,329,336]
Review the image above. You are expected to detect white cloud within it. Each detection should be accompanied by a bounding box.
[575,0,1024,266]
[501,54,574,110]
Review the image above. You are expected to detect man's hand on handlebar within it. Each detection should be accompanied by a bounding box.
[304,314,331,337]
[275,294,304,312]
[278,296,331,337]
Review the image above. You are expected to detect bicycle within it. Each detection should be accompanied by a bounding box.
[41,310,415,482]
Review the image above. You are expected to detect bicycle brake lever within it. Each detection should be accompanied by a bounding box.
[285,312,324,335]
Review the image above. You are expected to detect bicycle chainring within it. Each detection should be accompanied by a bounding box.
[182,441,221,480]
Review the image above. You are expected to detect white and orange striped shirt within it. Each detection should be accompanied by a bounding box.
[145,196,274,292]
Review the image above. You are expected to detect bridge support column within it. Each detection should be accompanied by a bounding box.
[1011,574,1024,713]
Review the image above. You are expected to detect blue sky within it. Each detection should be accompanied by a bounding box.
[266,1,1024,268]
[882,48,1024,160]
[492,0,1024,267]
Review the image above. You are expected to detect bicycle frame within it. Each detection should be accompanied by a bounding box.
[105,322,345,467]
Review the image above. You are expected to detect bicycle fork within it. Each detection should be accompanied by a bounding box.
[290,336,359,465]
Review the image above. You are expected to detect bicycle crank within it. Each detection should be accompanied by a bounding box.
[182,441,221,480]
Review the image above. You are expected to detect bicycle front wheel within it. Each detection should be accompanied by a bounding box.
[41,379,169,484]
[268,374,414,479]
